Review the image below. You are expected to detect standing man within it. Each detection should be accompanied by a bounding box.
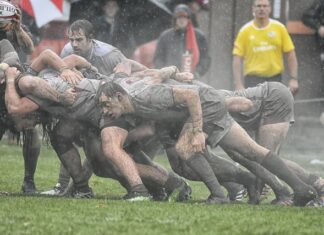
[153,4,210,79]
[232,0,298,95]
[0,0,39,194]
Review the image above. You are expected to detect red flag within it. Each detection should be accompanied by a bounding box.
[20,0,34,17]
[186,20,200,71]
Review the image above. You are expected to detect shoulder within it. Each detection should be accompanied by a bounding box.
[61,43,73,56]
[238,21,254,34]
[269,19,287,30]
[92,40,118,57]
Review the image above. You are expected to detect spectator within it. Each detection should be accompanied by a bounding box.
[302,0,324,69]
[0,0,34,62]
[153,4,210,78]
[232,0,298,95]
[93,0,135,57]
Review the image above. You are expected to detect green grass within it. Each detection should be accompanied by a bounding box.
[1,142,324,235]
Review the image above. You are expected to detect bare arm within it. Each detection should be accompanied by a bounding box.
[63,54,97,71]
[5,67,39,114]
[30,49,70,72]
[125,123,155,144]
[233,55,245,90]
[285,50,299,95]
[31,49,83,85]
[101,126,143,187]
[172,87,205,152]
[225,97,253,113]
[11,9,34,54]
[127,59,148,73]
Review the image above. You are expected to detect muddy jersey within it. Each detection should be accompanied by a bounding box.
[218,82,294,129]
[60,39,125,75]
[26,70,114,127]
[122,79,233,147]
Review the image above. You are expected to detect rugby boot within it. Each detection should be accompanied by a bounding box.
[226,184,246,202]
[206,194,230,205]
[306,198,324,207]
[313,177,324,201]
[123,184,152,202]
[40,183,65,196]
[293,185,317,206]
[21,179,37,194]
[72,187,94,199]
[168,181,192,202]
[306,177,324,207]
[247,183,261,205]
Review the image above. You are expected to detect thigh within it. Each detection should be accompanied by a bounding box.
[219,122,269,162]
[256,122,289,154]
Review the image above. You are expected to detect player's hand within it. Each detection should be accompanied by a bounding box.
[114,61,132,75]
[60,68,84,85]
[89,64,98,73]
[289,78,298,96]
[5,66,19,81]
[175,72,194,83]
[12,8,22,32]
[191,132,206,153]
[59,88,77,106]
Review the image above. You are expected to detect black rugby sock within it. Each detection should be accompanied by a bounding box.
[164,172,184,194]
[261,152,309,192]
[186,154,226,198]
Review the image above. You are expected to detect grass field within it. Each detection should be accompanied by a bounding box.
[1,124,324,235]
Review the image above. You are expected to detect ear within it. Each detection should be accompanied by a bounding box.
[116,92,124,101]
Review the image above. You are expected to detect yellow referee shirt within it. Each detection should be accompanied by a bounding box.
[233,19,295,77]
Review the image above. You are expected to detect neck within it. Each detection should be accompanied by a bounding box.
[254,18,270,28]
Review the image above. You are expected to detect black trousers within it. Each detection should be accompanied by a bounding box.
[244,74,282,88]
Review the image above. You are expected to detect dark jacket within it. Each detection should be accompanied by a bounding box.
[153,27,211,77]
[302,0,324,46]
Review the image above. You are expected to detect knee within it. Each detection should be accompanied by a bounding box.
[50,134,74,155]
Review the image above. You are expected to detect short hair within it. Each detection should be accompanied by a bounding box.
[253,0,271,6]
[96,81,127,103]
[69,19,94,39]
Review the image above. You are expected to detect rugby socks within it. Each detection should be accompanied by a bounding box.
[261,152,313,193]
[164,172,185,195]
[23,129,40,183]
[206,152,256,187]
[186,154,226,199]
[57,163,71,189]
[130,184,149,193]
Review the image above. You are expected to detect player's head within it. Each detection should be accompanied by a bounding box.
[68,19,95,57]
[173,4,192,29]
[97,81,129,119]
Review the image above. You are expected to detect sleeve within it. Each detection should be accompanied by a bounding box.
[232,29,245,57]
[101,49,126,75]
[195,30,211,77]
[281,26,295,52]
[153,32,167,69]
[60,44,72,58]
[302,0,323,30]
